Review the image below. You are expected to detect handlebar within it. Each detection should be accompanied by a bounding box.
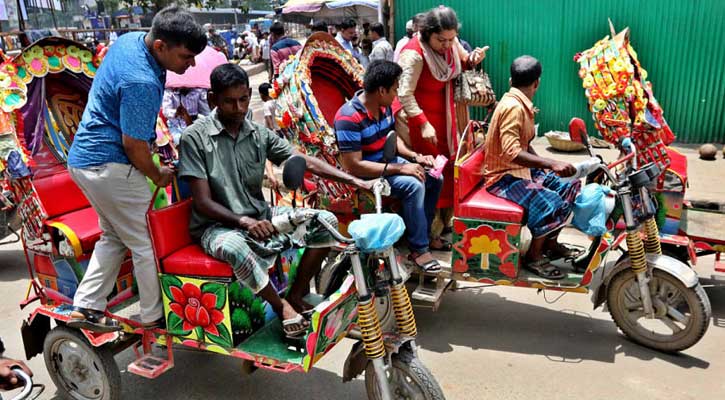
[9,368,33,400]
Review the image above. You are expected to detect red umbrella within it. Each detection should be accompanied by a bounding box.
[165,46,227,89]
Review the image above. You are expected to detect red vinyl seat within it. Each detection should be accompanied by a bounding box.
[161,245,233,278]
[33,170,102,257]
[457,186,524,223]
[147,198,233,278]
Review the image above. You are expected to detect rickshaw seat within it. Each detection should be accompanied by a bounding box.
[148,198,233,278]
[457,185,524,223]
[455,146,523,223]
[33,170,102,257]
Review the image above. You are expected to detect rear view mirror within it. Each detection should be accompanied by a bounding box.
[283,156,307,191]
[382,131,397,163]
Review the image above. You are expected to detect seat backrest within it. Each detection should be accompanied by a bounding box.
[33,170,91,218]
[147,199,193,260]
[456,146,486,200]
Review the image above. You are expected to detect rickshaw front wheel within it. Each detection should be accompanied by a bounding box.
[607,269,711,352]
[44,325,121,400]
[364,347,445,400]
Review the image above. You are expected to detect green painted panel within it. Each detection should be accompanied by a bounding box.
[394,0,725,143]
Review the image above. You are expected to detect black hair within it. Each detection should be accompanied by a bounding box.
[270,21,285,36]
[510,55,542,88]
[211,63,249,94]
[339,19,357,31]
[150,6,206,54]
[259,82,272,97]
[364,60,402,93]
[420,6,459,42]
[311,20,328,33]
[413,12,427,27]
[370,22,385,38]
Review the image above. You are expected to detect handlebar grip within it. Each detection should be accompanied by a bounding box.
[9,368,33,400]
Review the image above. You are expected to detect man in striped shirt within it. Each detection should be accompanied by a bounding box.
[335,60,444,273]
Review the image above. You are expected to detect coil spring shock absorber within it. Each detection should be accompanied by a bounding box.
[643,217,662,255]
[390,283,417,337]
[356,298,386,359]
[626,229,648,274]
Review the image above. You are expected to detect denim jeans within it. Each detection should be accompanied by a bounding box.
[385,157,443,253]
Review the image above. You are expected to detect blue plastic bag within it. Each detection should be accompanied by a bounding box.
[572,183,614,236]
[348,213,405,252]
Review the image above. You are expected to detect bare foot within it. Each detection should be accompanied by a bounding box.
[286,297,314,314]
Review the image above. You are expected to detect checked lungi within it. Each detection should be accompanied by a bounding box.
[200,207,338,293]
[488,168,581,238]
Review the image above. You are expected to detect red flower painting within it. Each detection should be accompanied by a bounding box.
[169,283,225,336]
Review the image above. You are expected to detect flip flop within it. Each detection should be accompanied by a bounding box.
[525,257,565,280]
[282,314,309,339]
[67,307,121,333]
[408,253,442,274]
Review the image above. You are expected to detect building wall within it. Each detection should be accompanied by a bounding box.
[395,0,725,143]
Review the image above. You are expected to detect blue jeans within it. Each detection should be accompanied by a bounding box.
[385,157,444,253]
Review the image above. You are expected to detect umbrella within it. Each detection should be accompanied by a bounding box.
[282,0,330,13]
[165,46,228,89]
[283,0,379,24]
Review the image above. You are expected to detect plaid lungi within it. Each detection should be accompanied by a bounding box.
[200,207,338,293]
[488,168,581,238]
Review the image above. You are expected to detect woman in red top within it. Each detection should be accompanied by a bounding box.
[397,6,488,245]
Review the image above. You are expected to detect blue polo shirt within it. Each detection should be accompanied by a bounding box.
[67,32,166,168]
[334,90,395,162]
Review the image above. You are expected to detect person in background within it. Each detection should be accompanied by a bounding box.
[394,20,415,62]
[311,20,328,34]
[162,87,211,145]
[259,82,279,133]
[66,6,206,332]
[246,31,260,62]
[270,21,302,76]
[369,22,393,62]
[260,31,272,81]
[358,38,371,69]
[205,23,228,57]
[335,19,364,65]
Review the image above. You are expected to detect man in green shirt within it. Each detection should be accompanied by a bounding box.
[178,64,371,338]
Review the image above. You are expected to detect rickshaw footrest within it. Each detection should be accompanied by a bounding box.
[411,273,453,311]
[714,260,724,273]
[127,354,174,379]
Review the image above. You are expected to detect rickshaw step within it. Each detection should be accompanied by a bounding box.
[127,354,174,379]
[411,272,455,312]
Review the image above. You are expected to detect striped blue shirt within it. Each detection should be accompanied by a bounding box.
[334,91,395,162]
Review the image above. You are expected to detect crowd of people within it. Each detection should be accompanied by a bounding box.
[11,4,580,354]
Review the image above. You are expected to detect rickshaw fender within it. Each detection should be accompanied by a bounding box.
[342,337,417,382]
[21,313,51,360]
[591,254,699,309]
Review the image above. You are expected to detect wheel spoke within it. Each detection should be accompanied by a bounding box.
[660,315,684,334]
[667,305,689,325]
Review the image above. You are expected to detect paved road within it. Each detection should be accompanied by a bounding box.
[2,237,724,399]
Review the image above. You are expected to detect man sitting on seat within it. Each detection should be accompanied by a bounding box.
[335,60,444,274]
[483,55,580,280]
[178,64,372,338]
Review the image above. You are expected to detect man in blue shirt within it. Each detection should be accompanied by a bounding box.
[335,60,444,273]
[66,6,206,332]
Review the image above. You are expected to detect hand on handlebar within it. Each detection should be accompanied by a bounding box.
[239,217,276,240]
[0,358,32,391]
[401,163,426,182]
[550,161,577,177]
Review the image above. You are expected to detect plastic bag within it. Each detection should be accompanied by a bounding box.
[572,183,615,236]
[348,213,405,252]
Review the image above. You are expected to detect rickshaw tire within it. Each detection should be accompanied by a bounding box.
[607,269,711,353]
[43,325,121,400]
[365,346,446,400]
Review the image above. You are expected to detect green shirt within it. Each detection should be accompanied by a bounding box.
[178,110,293,239]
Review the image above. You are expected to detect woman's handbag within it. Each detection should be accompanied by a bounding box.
[454,64,496,107]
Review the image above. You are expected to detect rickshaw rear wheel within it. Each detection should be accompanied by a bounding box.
[44,325,121,400]
[607,269,711,352]
[365,347,445,400]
